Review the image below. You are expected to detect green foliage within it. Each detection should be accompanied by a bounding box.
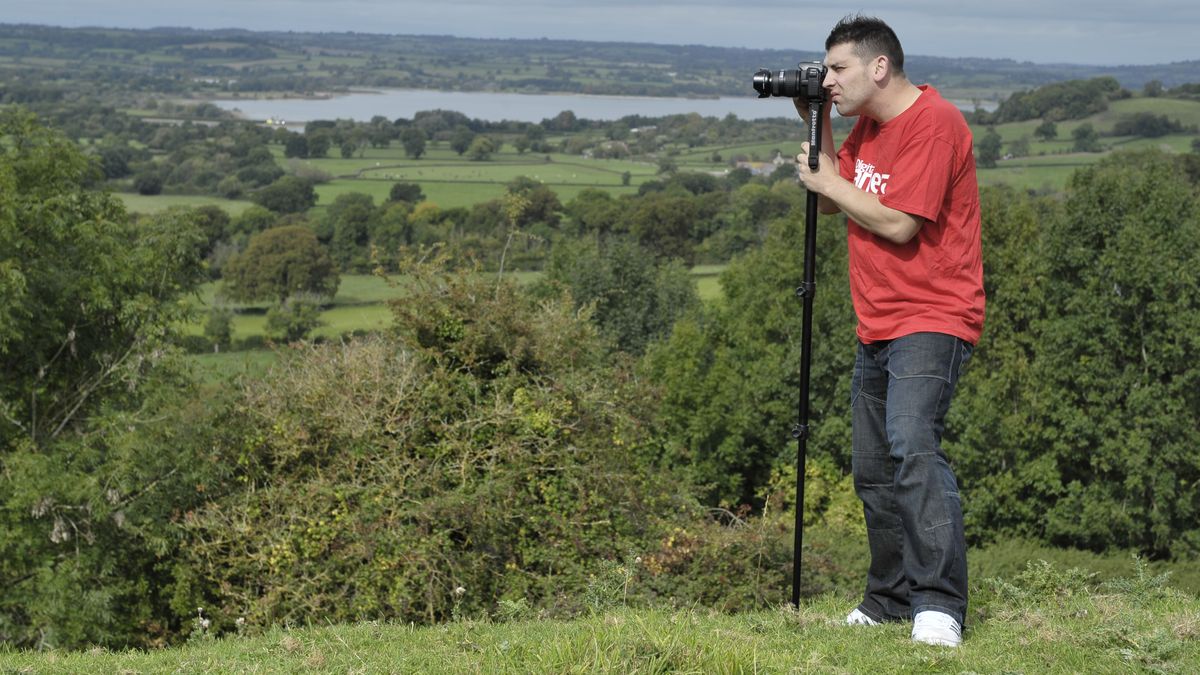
[0,110,212,649]
[976,128,1003,168]
[388,181,425,204]
[1113,111,1192,138]
[950,151,1200,558]
[221,226,340,304]
[264,294,324,342]
[203,307,234,349]
[644,211,856,505]
[400,128,426,159]
[539,236,698,354]
[468,135,498,161]
[1034,118,1058,141]
[252,176,317,214]
[176,260,689,631]
[990,77,1123,123]
[324,192,377,271]
[1071,123,1102,152]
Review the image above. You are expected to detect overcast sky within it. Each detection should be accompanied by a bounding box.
[7,0,1200,66]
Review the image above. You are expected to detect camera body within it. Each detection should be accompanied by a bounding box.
[752,62,828,102]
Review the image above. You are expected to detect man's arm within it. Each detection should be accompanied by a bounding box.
[795,142,924,244]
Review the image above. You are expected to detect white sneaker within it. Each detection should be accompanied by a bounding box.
[845,608,880,626]
[911,610,962,647]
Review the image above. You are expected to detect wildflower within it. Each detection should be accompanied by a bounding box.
[454,586,466,597]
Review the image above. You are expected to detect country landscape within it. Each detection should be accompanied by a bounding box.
[2,22,1200,672]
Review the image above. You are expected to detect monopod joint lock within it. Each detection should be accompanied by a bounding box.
[795,282,816,299]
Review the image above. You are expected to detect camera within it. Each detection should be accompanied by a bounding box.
[752,62,828,101]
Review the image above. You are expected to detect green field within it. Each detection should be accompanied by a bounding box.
[117,193,257,215]
[294,142,658,209]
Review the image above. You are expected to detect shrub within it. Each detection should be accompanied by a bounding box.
[174,261,690,631]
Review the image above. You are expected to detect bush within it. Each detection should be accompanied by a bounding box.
[174,260,691,631]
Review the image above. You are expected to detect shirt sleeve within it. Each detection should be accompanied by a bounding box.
[878,129,956,223]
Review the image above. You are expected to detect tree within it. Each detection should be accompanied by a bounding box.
[565,188,624,237]
[0,110,209,648]
[400,128,426,159]
[325,192,377,270]
[133,170,163,195]
[450,126,475,155]
[1033,119,1058,141]
[1072,123,1102,152]
[305,130,331,158]
[626,192,698,263]
[468,135,497,161]
[644,210,856,504]
[388,182,425,204]
[231,204,279,235]
[1008,136,1031,158]
[1113,112,1185,138]
[284,133,309,159]
[505,176,562,228]
[222,226,339,303]
[203,306,234,350]
[189,204,232,260]
[976,128,1003,168]
[541,236,698,354]
[950,151,1200,557]
[252,175,317,214]
[264,293,323,342]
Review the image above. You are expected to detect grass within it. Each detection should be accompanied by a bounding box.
[3,568,1197,673]
[298,142,658,209]
[117,193,257,215]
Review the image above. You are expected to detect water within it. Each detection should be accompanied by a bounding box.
[211,88,804,125]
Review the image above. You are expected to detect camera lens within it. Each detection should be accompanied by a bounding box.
[752,69,774,98]
[753,68,800,98]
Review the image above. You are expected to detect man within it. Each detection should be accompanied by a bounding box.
[794,15,985,647]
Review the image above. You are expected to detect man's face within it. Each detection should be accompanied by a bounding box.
[822,42,874,117]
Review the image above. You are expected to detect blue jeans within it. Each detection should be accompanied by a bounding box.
[850,332,972,627]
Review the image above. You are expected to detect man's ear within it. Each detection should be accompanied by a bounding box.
[871,55,890,83]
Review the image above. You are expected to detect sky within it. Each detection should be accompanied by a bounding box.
[6,0,1200,66]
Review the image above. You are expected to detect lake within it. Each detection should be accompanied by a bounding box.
[211,88,809,126]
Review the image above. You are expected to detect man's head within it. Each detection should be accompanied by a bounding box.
[821,15,908,119]
[825,14,905,77]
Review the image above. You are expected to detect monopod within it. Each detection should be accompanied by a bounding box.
[791,88,826,607]
[754,61,829,607]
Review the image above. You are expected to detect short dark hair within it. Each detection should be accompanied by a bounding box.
[825,14,905,75]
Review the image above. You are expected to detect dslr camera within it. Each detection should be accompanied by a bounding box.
[752,62,828,102]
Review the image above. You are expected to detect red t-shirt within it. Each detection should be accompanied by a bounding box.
[837,85,986,345]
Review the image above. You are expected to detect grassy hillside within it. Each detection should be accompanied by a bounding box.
[2,562,1196,673]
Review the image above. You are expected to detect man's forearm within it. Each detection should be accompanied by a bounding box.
[823,179,923,244]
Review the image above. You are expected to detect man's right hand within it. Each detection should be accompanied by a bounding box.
[793,96,831,120]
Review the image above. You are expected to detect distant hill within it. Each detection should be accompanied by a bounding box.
[0,23,1196,103]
